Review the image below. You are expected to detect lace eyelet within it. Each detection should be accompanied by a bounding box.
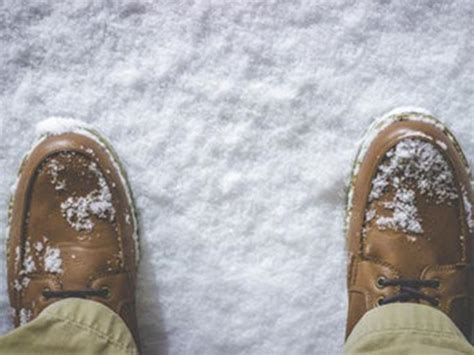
[376,276,386,289]
[433,278,441,289]
[42,287,51,300]
[433,297,440,307]
[101,286,111,299]
[376,297,385,306]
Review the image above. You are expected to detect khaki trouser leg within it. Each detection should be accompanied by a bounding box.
[0,298,138,355]
[344,303,473,354]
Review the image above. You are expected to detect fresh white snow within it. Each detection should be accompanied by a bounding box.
[43,246,63,274]
[18,308,32,327]
[36,117,93,137]
[367,138,459,235]
[376,188,424,234]
[46,158,67,191]
[463,188,474,233]
[33,241,44,253]
[60,160,116,232]
[20,241,36,275]
[0,1,473,354]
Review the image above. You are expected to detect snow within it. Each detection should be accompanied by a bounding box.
[21,242,36,275]
[60,160,116,232]
[18,308,32,327]
[0,1,473,354]
[367,138,458,235]
[375,188,424,234]
[33,241,43,253]
[43,246,63,274]
[12,278,30,292]
[36,117,92,137]
[463,188,474,233]
[46,158,67,191]
[21,256,36,275]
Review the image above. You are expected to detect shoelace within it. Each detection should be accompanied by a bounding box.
[42,288,110,299]
[378,278,440,306]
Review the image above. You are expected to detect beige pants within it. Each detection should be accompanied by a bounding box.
[0,300,471,354]
[0,298,138,355]
[345,303,473,354]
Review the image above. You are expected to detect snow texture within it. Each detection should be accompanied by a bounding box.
[18,308,31,327]
[36,117,92,136]
[0,1,473,354]
[368,138,458,235]
[60,160,116,232]
[464,189,474,233]
[375,188,424,234]
[21,242,36,275]
[43,246,63,274]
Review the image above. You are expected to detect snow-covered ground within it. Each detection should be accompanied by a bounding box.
[0,1,473,354]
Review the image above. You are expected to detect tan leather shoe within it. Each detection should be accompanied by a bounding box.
[346,108,473,339]
[7,119,140,345]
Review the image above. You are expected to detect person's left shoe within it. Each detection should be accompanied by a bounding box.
[7,118,140,345]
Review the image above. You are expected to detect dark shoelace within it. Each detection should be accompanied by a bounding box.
[42,288,110,299]
[378,278,440,306]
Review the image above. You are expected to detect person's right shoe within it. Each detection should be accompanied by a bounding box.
[346,108,473,339]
